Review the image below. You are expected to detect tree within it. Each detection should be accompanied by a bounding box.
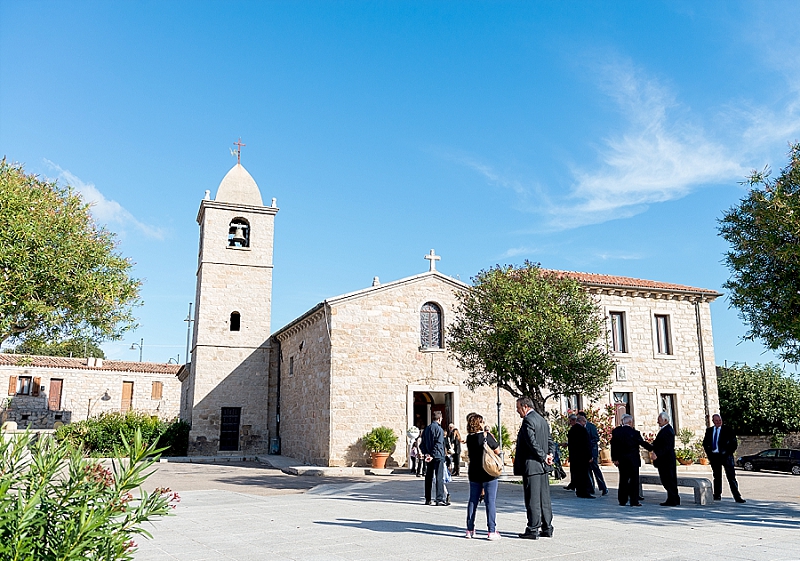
[0,158,140,346]
[719,143,800,363]
[447,262,615,415]
[13,337,106,358]
[717,363,800,435]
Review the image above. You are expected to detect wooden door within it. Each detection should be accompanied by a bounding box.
[121,381,134,412]
[219,407,241,451]
[48,379,63,410]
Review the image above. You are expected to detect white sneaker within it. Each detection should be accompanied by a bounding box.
[465,530,474,539]
[487,532,501,541]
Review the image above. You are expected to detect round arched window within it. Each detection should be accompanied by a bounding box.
[228,218,250,248]
[420,302,443,349]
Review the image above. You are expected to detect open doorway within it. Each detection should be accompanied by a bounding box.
[413,391,454,429]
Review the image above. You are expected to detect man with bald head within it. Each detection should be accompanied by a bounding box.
[702,414,745,503]
[610,414,652,507]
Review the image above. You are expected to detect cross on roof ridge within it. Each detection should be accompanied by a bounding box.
[424,249,441,272]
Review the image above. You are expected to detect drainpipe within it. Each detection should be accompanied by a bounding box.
[694,300,711,426]
[274,338,282,454]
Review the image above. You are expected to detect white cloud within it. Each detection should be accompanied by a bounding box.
[551,60,746,228]
[44,160,165,239]
[500,246,539,259]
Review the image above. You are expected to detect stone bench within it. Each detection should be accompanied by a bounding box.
[639,474,713,505]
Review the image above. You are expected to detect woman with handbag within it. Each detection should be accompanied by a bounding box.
[465,413,502,540]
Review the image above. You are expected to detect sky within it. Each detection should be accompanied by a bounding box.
[1,1,799,367]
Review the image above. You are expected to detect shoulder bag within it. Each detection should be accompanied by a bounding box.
[482,434,504,477]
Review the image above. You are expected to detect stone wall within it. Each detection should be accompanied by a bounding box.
[738,433,800,457]
[1,360,180,429]
[593,292,718,437]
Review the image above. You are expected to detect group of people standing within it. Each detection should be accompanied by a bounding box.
[418,401,745,541]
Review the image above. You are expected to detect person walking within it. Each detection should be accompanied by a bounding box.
[610,414,652,507]
[567,414,594,498]
[513,397,556,540]
[411,437,423,477]
[577,411,608,496]
[420,410,448,506]
[651,412,679,506]
[702,414,745,503]
[449,426,464,477]
[465,414,501,540]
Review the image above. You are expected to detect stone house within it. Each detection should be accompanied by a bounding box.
[0,354,181,429]
[182,162,722,465]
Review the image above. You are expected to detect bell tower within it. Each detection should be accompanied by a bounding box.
[182,157,278,455]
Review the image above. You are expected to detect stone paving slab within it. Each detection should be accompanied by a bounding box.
[134,469,800,561]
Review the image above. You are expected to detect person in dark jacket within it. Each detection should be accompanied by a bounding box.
[421,410,447,506]
[465,414,502,540]
[651,412,679,506]
[702,413,745,503]
[514,397,556,539]
[577,412,608,496]
[567,414,594,498]
[448,425,464,476]
[610,414,652,507]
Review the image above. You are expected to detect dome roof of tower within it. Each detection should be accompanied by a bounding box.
[215,164,263,206]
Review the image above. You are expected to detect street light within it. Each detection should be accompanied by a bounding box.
[184,302,194,365]
[129,338,143,362]
[168,355,180,364]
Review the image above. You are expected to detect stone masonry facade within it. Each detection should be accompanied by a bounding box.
[1,354,181,429]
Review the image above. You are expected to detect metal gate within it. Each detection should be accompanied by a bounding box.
[219,407,241,451]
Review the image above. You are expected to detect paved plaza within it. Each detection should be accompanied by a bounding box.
[135,460,800,561]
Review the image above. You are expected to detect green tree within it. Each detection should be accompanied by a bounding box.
[13,336,106,358]
[717,362,800,435]
[0,158,141,346]
[719,143,800,363]
[447,262,614,415]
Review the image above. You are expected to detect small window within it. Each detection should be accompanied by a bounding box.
[230,312,241,331]
[228,218,250,248]
[613,392,633,426]
[289,356,294,377]
[151,381,163,400]
[566,394,583,412]
[660,393,678,431]
[17,376,32,395]
[655,314,672,355]
[610,312,627,353]
[420,302,443,349]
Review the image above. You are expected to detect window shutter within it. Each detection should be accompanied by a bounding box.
[151,381,163,400]
[32,377,41,396]
[8,376,16,396]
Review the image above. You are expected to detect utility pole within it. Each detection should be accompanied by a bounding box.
[184,302,194,365]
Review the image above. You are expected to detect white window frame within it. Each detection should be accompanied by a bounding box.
[604,306,632,355]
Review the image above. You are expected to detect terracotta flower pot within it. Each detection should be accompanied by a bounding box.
[371,452,390,469]
[699,458,710,465]
[599,448,613,466]
[677,458,694,466]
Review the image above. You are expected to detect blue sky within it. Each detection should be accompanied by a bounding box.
[2,1,799,367]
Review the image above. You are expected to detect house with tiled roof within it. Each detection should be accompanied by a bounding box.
[1,354,182,429]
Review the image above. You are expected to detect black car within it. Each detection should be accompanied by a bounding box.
[737,448,800,475]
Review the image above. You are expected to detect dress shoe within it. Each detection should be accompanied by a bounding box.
[435,501,448,506]
[601,489,609,496]
[539,528,554,538]
[518,531,539,540]
[445,493,451,505]
[424,501,432,505]
[735,497,746,504]
[630,503,642,507]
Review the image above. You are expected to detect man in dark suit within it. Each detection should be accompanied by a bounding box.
[702,413,745,503]
[577,412,608,496]
[567,414,594,498]
[610,414,652,507]
[514,396,556,539]
[420,410,447,506]
[651,412,679,506]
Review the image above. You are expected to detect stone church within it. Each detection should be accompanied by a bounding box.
[180,162,722,466]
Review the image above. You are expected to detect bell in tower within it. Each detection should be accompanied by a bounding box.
[228,218,250,247]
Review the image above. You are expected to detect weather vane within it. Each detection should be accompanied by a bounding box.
[231,137,246,164]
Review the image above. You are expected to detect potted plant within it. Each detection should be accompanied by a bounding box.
[676,428,697,465]
[695,441,709,465]
[362,426,398,469]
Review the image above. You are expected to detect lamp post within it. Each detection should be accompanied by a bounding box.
[184,302,194,365]
[497,376,504,472]
[130,339,143,362]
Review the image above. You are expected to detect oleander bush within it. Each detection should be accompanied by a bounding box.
[55,412,189,457]
[0,430,179,560]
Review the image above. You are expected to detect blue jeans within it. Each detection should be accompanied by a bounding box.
[466,479,498,533]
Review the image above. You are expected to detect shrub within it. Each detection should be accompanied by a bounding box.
[489,424,514,451]
[362,426,398,453]
[0,430,178,560]
[55,413,189,457]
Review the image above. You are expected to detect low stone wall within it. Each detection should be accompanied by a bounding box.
[737,433,800,456]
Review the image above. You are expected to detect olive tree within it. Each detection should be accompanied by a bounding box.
[447,262,615,415]
[0,158,140,347]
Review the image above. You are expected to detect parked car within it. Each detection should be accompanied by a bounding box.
[737,448,800,475]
